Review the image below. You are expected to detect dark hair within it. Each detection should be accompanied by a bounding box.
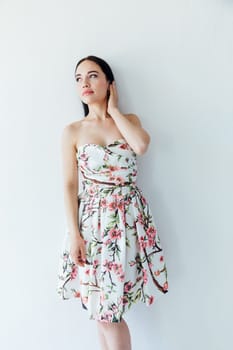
[74,55,115,117]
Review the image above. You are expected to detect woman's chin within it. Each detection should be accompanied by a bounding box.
[81,96,107,105]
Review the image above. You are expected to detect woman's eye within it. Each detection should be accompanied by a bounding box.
[75,74,97,82]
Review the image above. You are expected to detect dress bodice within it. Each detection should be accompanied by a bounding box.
[76,139,137,187]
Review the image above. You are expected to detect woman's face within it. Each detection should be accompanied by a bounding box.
[75,60,109,104]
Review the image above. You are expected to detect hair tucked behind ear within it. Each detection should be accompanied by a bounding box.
[74,55,115,117]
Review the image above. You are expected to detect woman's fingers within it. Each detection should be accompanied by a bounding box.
[70,239,86,267]
[81,245,86,263]
[77,244,86,266]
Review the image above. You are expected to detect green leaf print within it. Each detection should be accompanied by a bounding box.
[134,288,142,303]
[126,237,131,247]
[116,249,120,260]
[112,315,119,323]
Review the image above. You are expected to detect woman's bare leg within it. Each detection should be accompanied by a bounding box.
[96,321,108,350]
[97,317,132,350]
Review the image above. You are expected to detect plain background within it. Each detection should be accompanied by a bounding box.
[1,0,232,349]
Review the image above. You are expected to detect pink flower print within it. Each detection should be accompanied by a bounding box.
[112,305,118,312]
[63,255,68,261]
[122,213,126,226]
[104,238,112,246]
[116,263,123,273]
[129,261,136,267]
[91,268,97,275]
[71,265,78,279]
[142,268,148,284]
[141,195,147,205]
[118,272,125,282]
[154,270,160,276]
[115,176,125,185]
[124,197,131,205]
[74,291,81,298]
[138,236,147,250]
[120,143,128,150]
[103,259,113,272]
[117,201,125,211]
[148,237,155,247]
[163,282,168,291]
[104,310,114,322]
[148,262,153,269]
[112,263,125,281]
[101,198,107,208]
[85,269,90,275]
[124,281,133,293]
[108,201,118,211]
[86,204,94,213]
[88,185,97,195]
[103,153,109,161]
[112,262,118,273]
[109,165,121,171]
[109,176,125,185]
[160,255,164,262]
[148,295,154,305]
[120,296,128,305]
[118,265,123,274]
[109,228,122,240]
[137,212,145,225]
[146,226,157,238]
[91,259,99,276]
[93,259,99,268]
[113,193,124,200]
[80,153,88,161]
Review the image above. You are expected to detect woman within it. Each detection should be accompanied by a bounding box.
[57,55,169,350]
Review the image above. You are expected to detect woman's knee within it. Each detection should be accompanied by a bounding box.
[96,318,124,330]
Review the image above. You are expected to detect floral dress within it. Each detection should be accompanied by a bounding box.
[56,138,169,323]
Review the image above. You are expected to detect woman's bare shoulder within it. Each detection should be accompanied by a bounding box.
[64,118,86,130]
[61,119,85,151]
[62,118,85,136]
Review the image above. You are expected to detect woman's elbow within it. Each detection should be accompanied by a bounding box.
[135,136,150,155]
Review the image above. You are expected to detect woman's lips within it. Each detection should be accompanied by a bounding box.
[82,91,94,96]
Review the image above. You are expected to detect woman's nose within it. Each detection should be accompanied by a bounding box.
[82,77,90,87]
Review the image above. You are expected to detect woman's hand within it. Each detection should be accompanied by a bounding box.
[107,81,119,114]
[70,235,86,267]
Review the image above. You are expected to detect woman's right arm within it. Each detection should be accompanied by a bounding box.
[61,125,86,266]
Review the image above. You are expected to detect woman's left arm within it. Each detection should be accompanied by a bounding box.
[107,81,150,155]
[110,108,150,155]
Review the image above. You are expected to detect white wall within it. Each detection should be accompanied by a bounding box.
[1,1,232,349]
